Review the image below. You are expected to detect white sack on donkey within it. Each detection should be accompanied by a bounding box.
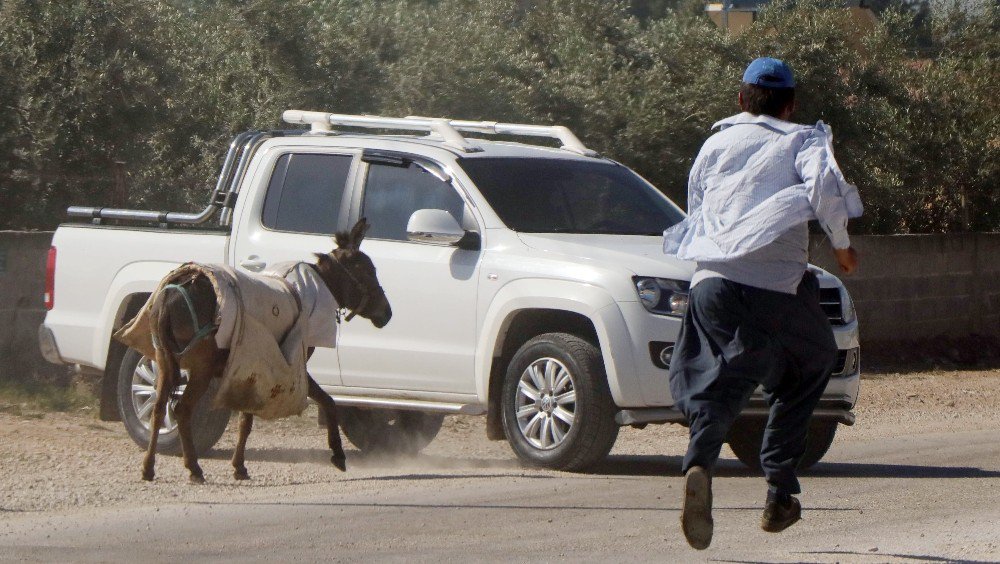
[113,218,392,484]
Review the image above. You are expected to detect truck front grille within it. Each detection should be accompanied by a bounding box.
[819,288,845,325]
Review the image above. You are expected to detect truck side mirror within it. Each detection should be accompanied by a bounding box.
[406,209,479,250]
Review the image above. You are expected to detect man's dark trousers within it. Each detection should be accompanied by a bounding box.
[668,271,837,495]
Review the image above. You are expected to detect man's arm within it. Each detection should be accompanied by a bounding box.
[662,150,707,256]
[796,129,861,274]
[686,153,706,215]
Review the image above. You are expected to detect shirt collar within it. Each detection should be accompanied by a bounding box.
[712,112,807,135]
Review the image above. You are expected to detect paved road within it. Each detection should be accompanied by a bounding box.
[1,427,998,562]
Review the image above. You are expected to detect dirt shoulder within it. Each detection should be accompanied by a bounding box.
[1,370,997,515]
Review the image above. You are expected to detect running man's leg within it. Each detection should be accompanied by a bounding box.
[758,271,837,495]
[670,278,778,475]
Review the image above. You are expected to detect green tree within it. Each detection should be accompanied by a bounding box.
[0,0,177,228]
[0,0,995,233]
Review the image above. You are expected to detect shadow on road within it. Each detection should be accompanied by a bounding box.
[796,550,997,564]
[203,447,523,471]
[805,461,1000,479]
[188,499,857,513]
[204,449,1000,480]
[340,472,555,482]
[591,454,1000,479]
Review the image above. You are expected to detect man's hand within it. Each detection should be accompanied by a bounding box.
[833,247,859,275]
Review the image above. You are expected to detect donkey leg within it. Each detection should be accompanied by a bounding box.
[231,412,254,480]
[173,366,213,484]
[308,375,346,471]
[142,349,176,482]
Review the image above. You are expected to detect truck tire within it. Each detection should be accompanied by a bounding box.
[727,419,838,471]
[501,333,619,471]
[116,348,230,455]
[339,406,445,455]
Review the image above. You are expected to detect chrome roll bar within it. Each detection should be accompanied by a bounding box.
[67,130,271,227]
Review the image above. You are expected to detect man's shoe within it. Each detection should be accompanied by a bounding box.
[680,466,713,549]
[761,495,801,533]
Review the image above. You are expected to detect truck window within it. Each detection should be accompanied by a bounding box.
[262,153,352,234]
[361,162,465,241]
[461,157,684,235]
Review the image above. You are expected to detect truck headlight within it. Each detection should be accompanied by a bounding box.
[633,277,689,317]
[841,286,857,324]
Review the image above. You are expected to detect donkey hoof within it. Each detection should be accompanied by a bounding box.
[189,473,206,485]
[141,470,155,482]
[331,455,347,472]
[233,468,250,481]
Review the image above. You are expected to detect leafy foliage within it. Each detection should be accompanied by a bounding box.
[0,0,995,233]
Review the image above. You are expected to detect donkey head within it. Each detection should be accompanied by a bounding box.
[313,218,392,328]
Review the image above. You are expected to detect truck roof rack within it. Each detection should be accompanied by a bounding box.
[282,110,598,157]
[66,112,597,227]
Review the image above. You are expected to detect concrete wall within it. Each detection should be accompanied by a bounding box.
[0,231,66,384]
[0,231,997,385]
[808,233,1000,342]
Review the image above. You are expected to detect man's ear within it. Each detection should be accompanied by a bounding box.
[780,99,796,121]
[737,90,744,111]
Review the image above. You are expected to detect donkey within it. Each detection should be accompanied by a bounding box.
[139,218,390,483]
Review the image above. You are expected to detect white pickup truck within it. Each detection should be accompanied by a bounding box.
[40,110,861,471]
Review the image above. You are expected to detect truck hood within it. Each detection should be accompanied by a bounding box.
[516,233,695,281]
[515,233,845,289]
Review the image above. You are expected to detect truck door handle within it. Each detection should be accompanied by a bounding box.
[240,256,266,272]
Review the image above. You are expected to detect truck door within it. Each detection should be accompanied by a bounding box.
[337,154,481,394]
[230,148,362,387]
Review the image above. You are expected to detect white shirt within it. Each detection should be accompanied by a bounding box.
[664,112,863,260]
[663,113,863,293]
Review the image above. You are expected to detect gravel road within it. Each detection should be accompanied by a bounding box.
[1,370,998,562]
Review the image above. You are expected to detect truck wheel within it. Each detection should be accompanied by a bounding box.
[339,407,445,455]
[727,419,838,471]
[799,421,838,469]
[501,333,619,471]
[116,348,230,455]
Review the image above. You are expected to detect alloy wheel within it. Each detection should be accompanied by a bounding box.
[129,356,188,435]
[514,357,577,450]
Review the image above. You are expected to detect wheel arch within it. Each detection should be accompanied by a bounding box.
[93,261,179,368]
[484,309,598,440]
[478,279,637,441]
[98,292,151,421]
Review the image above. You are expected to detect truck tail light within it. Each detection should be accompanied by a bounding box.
[44,246,56,310]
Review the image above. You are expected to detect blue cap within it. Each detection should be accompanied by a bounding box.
[742,57,795,88]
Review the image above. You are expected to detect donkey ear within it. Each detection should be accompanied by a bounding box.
[333,231,350,250]
[349,217,370,250]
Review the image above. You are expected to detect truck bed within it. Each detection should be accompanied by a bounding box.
[45,224,229,369]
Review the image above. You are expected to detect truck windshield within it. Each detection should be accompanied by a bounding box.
[460,157,684,235]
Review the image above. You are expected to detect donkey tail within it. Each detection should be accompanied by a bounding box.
[150,290,182,394]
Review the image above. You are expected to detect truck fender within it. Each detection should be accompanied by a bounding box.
[92,261,181,369]
[475,278,640,409]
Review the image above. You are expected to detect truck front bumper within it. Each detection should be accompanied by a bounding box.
[617,343,860,428]
[616,399,856,427]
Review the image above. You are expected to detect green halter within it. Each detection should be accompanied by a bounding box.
[161,282,217,356]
